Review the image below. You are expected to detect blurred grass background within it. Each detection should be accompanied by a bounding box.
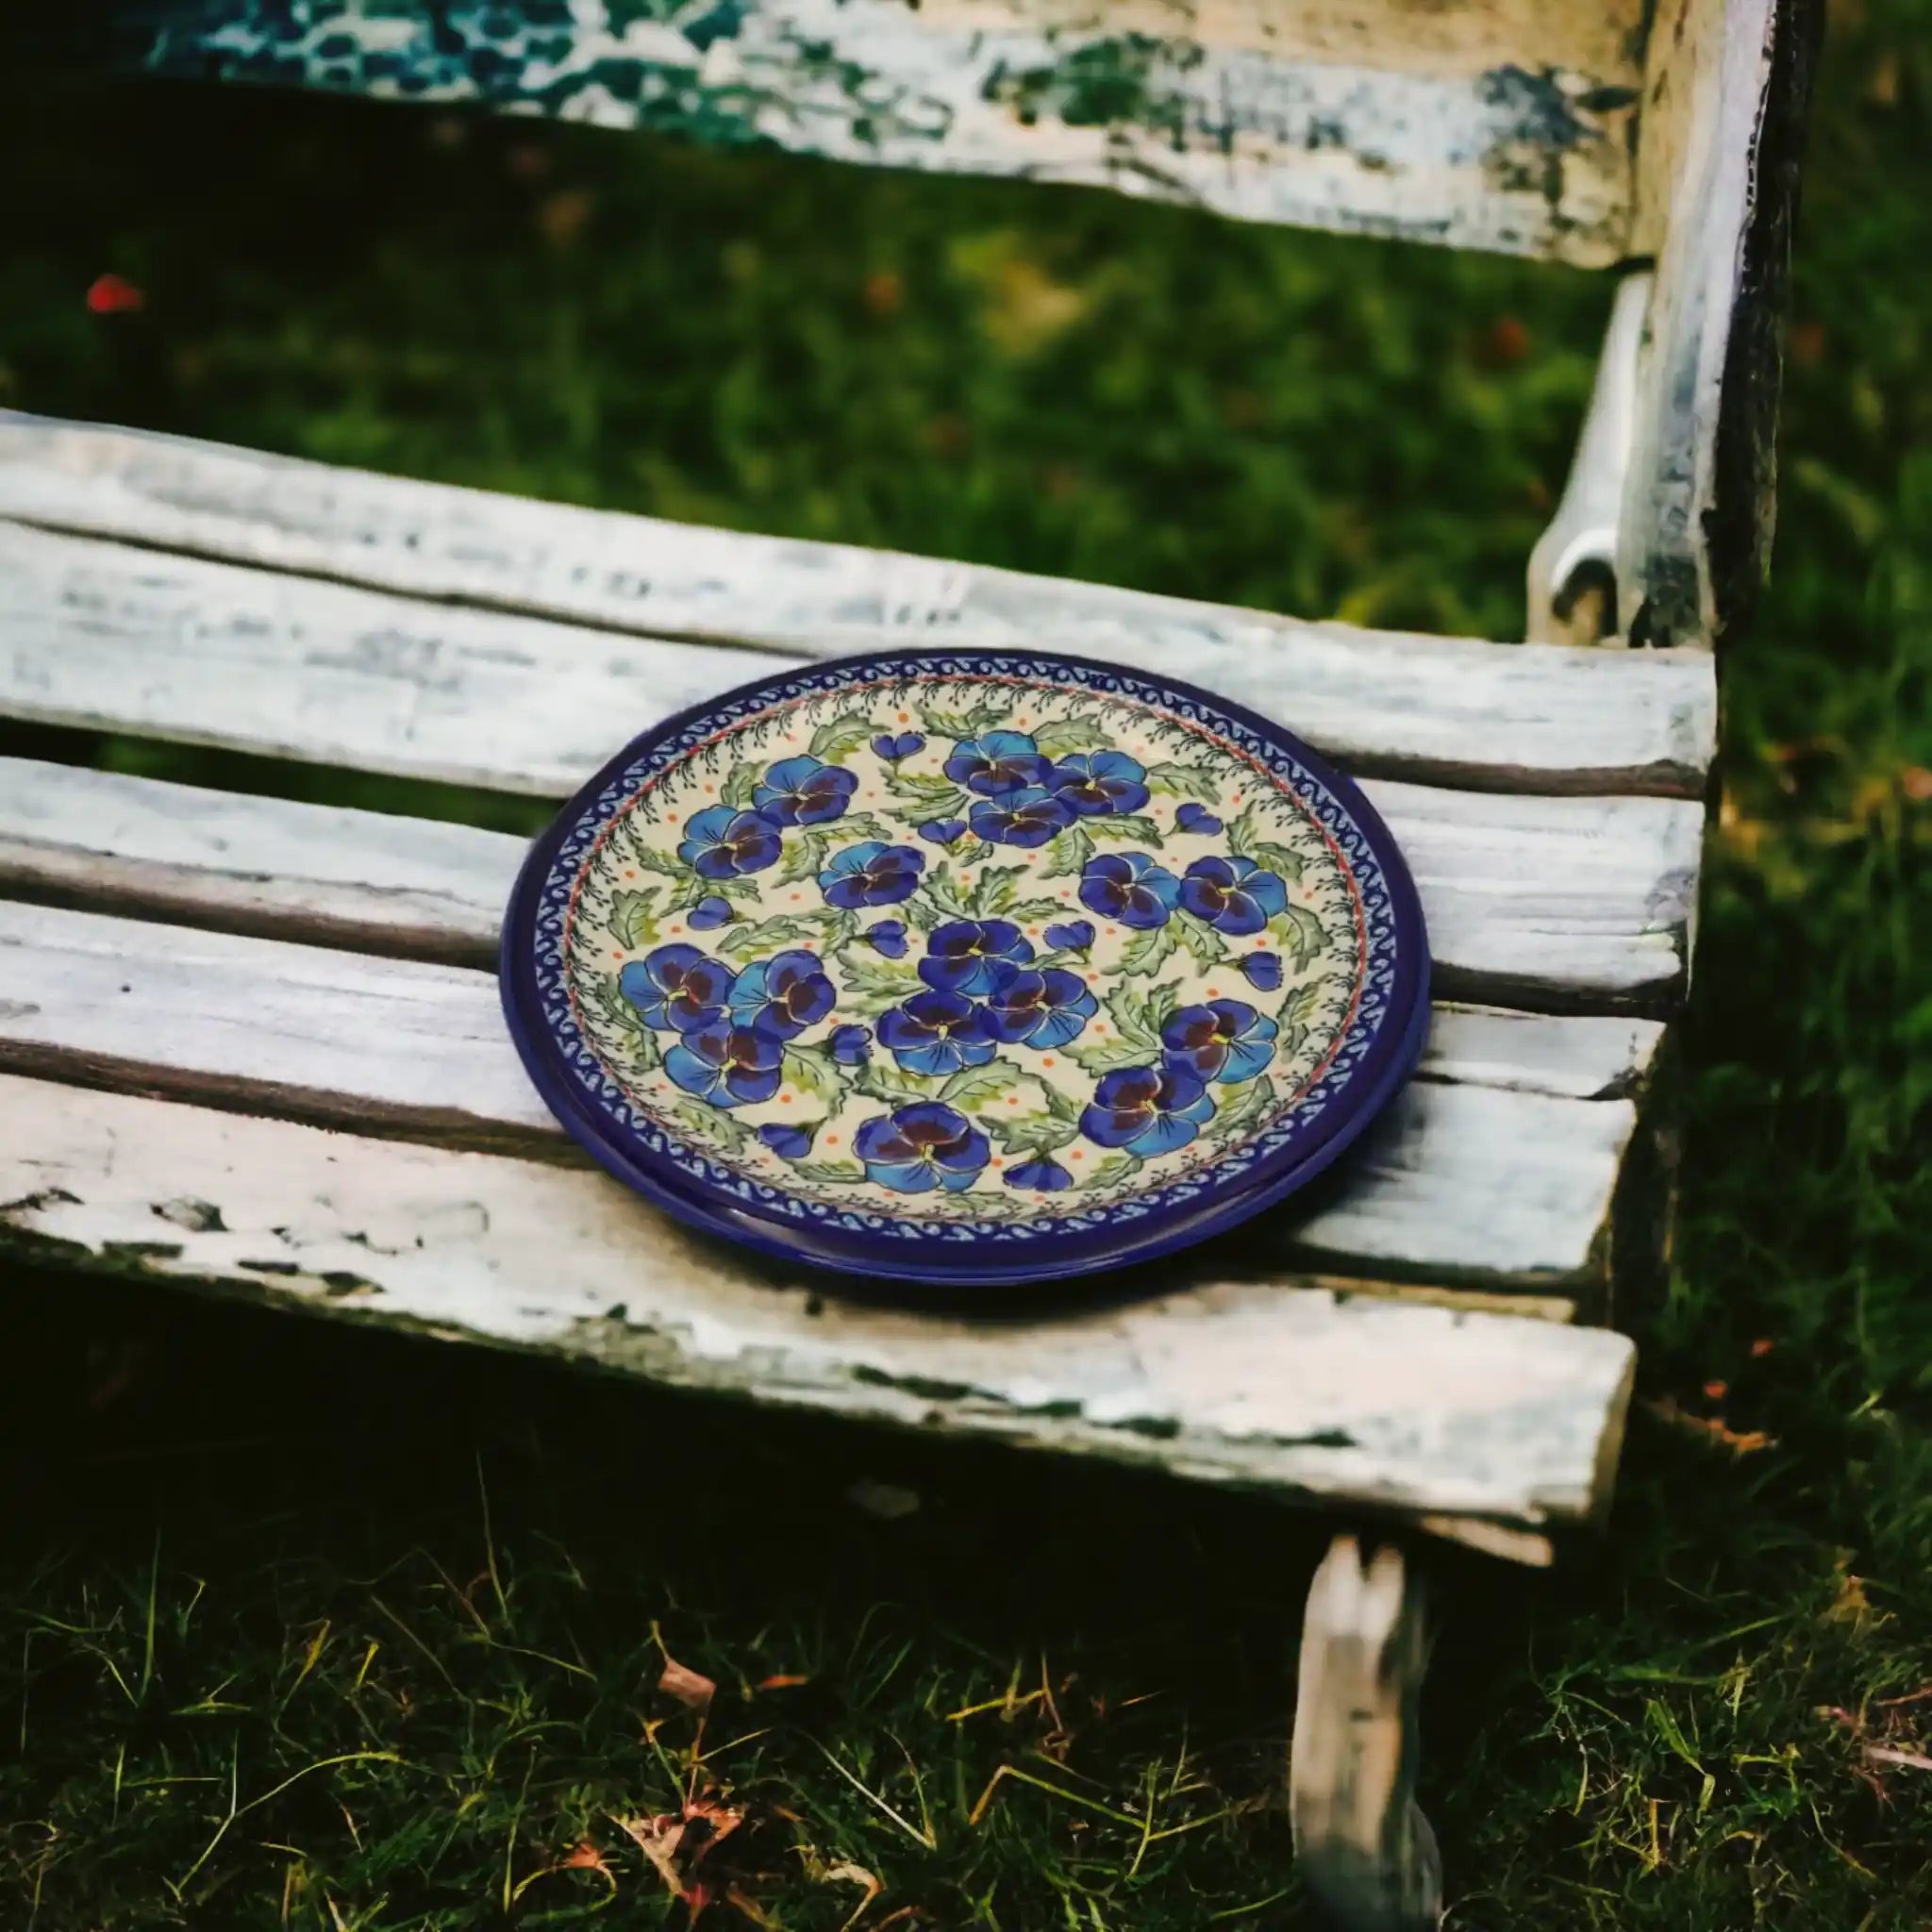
[4,2,1932,1925]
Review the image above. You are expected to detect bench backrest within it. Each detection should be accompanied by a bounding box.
[85,0,1654,265]
[22,0,1820,649]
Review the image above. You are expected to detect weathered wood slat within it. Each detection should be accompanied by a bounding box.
[0,758,1699,1014]
[0,758,519,966]
[49,1,1644,265]
[0,893,1665,1108]
[0,522,766,791]
[0,417,1719,799]
[0,899,1651,1291]
[1622,0,1820,648]
[1416,1007,1661,1103]
[1378,782,1696,1014]
[0,1071,1637,1538]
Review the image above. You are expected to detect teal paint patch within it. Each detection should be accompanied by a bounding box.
[1474,64,1609,228]
[985,34,1197,147]
[117,2,945,157]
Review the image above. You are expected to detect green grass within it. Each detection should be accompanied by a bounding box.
[4,4,1932,1925]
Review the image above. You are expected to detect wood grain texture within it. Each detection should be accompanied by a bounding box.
[1379,778,1697,1015]
[51,0,1645,263]
[1291,1536,1441,1931]
[0,758,1700,1014]
[0,898,1652,1292]
[0,416,1720,799]
[0,1071,1637,1538]
[1622,0,1820,648]
[1706,0,1822,645]
[0,758,521,966]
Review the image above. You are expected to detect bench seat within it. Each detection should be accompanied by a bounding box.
[0,411,1714,1562]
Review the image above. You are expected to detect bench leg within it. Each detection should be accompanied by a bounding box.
[1291,1533,1442,1931]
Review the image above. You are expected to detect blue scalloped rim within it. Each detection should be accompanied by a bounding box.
[501,649,1430,1287]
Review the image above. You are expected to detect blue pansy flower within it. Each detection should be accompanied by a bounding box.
[983,966,1098,1049]
[968,786,1073,848]
[1160,999,1278,1084]
[664,1021,784,1108]
[918,817,967,845]
[1240,951,1284,991]
[1079,1063,1217,1158]
[619,943,737,1033]
[875,989,996,1077]
[864,920,908,958]
[728,949,835,1040]
[1051,750,1149,817]
[1178,855,1291,936]
[1175,803,1224,835]
[678,805,782,878]
[1005,1156,1074,1192]
[1077,852,1181,930]
[828,1024,872,1065]
[819,840,926,908]
[854,1102,991,1193]
[919,920,1033,998]
[687,895,735,930]
[757,1122,814,1159]
[753,755,858,827]
[1043,918,1096,953]
[944,730,1053,798]
[872,731,924,762]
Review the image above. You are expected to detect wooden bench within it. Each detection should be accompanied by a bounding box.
[0,4,1819,1924]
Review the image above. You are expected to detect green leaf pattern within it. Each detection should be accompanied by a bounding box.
[560,676,1368,1216]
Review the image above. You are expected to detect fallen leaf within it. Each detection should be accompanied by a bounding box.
[824,1859,883,1930]
[1474,314,1530,367]
[1704,1377,1729,1400]
[613,1795,744,1914]
[560,1840,612,1874]
[615,1811,688,1896]
[685,1794,744,1850]
[861,269,904,319]
[1644,1395,1775,1455]
[538,188,593,247]
[1750,1338,1775,1357]
[1789,319,1827,366]
[758,1673,811,1691]
[659,1653,718,1714]
[86,274,144,315]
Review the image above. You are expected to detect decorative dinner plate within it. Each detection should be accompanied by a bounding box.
[501,650,1428,1287]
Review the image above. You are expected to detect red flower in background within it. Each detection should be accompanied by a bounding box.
[86,275,144,315]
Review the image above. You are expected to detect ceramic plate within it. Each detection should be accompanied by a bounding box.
[502,650,1429,1286]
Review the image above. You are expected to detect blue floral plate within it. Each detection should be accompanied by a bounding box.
[501,649,1429,1287]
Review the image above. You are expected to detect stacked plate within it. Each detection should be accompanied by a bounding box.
[502,649,1429,1287]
